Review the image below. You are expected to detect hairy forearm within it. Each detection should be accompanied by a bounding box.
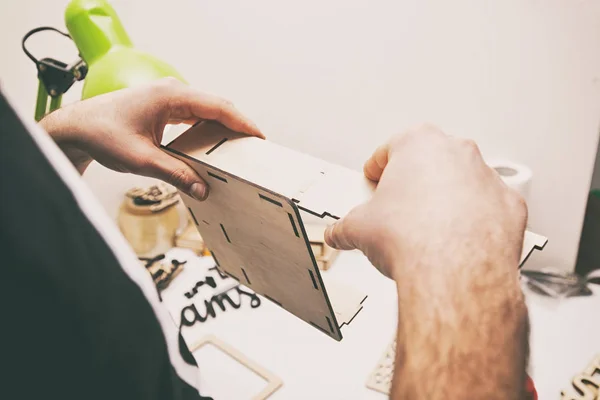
[391,256,529,400]
[39,108,93,175]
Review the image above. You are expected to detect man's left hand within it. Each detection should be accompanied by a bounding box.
[40,77,263,201]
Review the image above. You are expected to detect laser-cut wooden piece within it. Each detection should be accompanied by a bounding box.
[366,338,396,395]
[165,121,547,340]
[190,335,283,400]
[561,354,600,399]
[305,223,339,270]
[321,275,367,327]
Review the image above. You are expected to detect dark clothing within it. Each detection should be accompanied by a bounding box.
[0,92,211,400]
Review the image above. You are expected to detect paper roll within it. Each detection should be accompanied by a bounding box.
[487,159,533,204]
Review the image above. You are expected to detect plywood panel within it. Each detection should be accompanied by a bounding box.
[174,172,343,340]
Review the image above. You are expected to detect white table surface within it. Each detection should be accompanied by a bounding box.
[161,248,600,400]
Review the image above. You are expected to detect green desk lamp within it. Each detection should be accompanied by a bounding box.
[23,0,185,121]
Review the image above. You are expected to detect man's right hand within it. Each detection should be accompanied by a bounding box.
[325,124,531,399]
[324,124,527,281]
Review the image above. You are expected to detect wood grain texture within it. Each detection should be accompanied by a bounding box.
[175,170,342,340]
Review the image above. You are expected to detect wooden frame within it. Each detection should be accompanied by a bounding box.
[164,121,546,341]
[190,335,282,400]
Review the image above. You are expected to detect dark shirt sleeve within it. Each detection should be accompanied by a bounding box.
[0,92,212,400]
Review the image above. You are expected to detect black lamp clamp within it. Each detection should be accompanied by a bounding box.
[22,27,88,120]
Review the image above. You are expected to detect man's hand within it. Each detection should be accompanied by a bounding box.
[325,125,530,399]
[325,124,527,279]
[40,78,263,201]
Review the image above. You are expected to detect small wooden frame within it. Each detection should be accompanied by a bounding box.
[164,121,546,341]
[190,335,282,400]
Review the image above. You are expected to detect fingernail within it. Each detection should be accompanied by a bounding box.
[249,121,264,138]
[190,183,208,201]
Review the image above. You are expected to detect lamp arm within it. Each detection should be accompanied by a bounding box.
[35,80,49,122]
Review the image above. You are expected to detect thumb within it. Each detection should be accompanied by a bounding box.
[324,205,366,251]
[146,149,209,200]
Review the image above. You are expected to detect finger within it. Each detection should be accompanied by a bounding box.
[171,84,264,139]
[363,142,390,182]
[324,206,366,251]
[145,148,210,201]
[325,222,352,250]
[192,94,264,138]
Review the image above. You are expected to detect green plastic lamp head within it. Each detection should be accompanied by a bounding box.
[65,0,185,99]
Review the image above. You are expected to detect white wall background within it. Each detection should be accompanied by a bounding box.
[1,0,600,271]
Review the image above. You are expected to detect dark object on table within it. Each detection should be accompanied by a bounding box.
[575,191,600,278]
[521,269,594,298]
[140,254,166,269]
[139,255,186,292]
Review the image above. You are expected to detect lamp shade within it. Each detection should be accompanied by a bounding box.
[65,0,185,99]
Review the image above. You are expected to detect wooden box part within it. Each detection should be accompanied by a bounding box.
[304,223,339,271]
[164,121,547,341]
